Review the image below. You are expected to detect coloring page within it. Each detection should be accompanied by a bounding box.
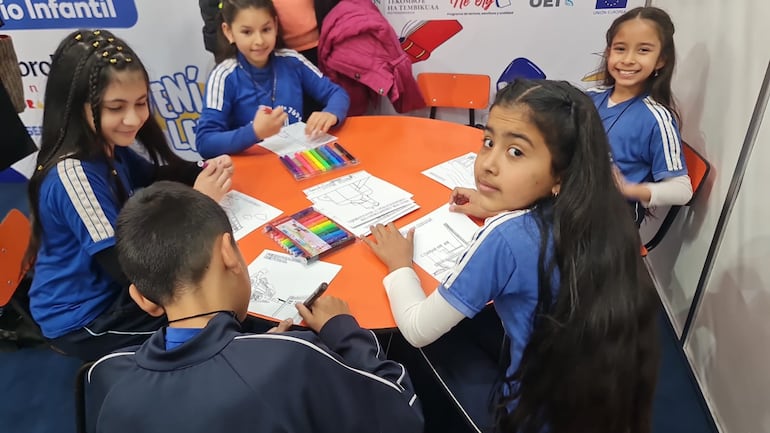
[220,190,283,241]
[260,121,337,156]
[247,250,342,322]
[422,152,477,190]
[400,204,479,282]
[303,170,418,236]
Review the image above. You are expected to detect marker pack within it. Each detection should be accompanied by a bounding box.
[264,207,355,262]
[278,143,358,180]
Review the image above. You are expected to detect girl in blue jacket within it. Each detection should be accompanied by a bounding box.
[195,0,350,158]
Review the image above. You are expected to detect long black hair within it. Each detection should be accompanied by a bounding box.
[495,80,659,433]
[23,29,188,271]
[600,6,679,122]
[215,0,285,63]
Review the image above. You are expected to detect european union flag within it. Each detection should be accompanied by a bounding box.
[595,0,628,8]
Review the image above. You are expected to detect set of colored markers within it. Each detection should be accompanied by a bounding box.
[264,207,355,262]
[279,143,358,180]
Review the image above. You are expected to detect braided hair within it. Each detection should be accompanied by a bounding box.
[24,30,186,271]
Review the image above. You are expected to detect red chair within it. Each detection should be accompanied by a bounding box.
[0,209,30,307]
[644,142,711,251]
[0,208,39,340]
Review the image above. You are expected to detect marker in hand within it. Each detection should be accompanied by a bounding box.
[452,194,469,205]
[303,282,329,309]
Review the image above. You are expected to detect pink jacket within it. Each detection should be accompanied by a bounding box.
[318,0,425,116]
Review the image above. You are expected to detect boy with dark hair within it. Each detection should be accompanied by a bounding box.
[84,181,423,433]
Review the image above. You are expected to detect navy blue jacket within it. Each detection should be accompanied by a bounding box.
[85,313,423,433]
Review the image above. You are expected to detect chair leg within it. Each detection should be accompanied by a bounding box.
[469,109,475,127]
[429,107,437,119]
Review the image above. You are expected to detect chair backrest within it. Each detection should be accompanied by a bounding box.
[0,209,31,306]
[416,73,490,126]
[644,142,711,251]
[682,142,711,205]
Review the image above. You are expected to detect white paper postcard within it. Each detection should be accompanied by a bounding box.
[422,152,477,190]
[247,250,342,322]
[220,190,283,241]
[400,204,479,282]
[259,121,337,156]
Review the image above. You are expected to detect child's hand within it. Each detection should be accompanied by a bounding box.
[194,158,232,202]
[295,296,350,333]
[253,106,288,139]
[208,154,234,177]
[266,317,293,333]
[449,187,497,219]
[613,165,651,203]
[304,112,338,137]
[361,222,414,273]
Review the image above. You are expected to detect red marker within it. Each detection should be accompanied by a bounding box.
[452,195,469,205]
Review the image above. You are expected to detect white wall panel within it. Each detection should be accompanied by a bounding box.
[683,90,770,433]
[646,0,770,334]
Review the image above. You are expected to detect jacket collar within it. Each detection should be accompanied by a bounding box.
[134,312,242,370]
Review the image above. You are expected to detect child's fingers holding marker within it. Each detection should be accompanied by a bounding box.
[296,296,350,333]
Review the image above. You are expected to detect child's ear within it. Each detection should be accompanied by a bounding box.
[655,56,666,71]
[128,284,165,317]
[551,180,561,197]
[221,22,235,44]
[220,233,244,274]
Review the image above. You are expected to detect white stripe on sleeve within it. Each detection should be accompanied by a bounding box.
[57,159,114,243]
[643,97,682,171]
[206,58,238,110]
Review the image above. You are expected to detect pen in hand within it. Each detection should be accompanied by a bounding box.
[303,282,329,309]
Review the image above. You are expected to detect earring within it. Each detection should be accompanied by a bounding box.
[654,69,659,77]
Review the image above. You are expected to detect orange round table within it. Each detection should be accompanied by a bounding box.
[233,115,482,330]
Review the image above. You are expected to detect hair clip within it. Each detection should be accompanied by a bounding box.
[125,58,133,63]
[218,1,223,9]
[107,37,114,43]
[92,41,100,47]
[36,165,43,171]
[116,46,123,51]
[75,33,82,41]
[102,51,109,57]
[109,58,117,64]
[93,30,101,35]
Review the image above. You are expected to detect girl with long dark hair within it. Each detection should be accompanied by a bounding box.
[365,79,660,433]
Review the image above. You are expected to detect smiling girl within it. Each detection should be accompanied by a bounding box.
[194,0,349,158]
[588,6,691,225]
[23,30,233,361]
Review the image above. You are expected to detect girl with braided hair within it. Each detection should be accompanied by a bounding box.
[23,30,234,361]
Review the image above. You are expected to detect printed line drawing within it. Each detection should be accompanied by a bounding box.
[249,268,308,319]
[249,269,277,302]
[419,222,471,278]
[314,177,380,209]
[422,152,477,190]
[221,193,269,232]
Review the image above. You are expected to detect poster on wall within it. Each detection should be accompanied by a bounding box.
[1,0,643,177]
[1,0,213,178]
[376,0,645,120]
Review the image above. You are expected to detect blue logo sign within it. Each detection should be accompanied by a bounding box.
[595,0,627,9]
[0,0,137,30]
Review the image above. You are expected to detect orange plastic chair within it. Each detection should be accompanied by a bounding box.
[416,72,490,127]
[0,209,31,307]
[644,142,711,251]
